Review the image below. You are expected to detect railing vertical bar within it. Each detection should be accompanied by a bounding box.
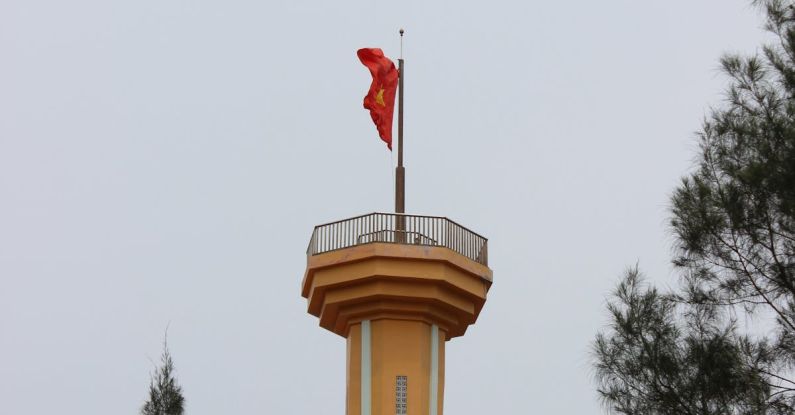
[450,223,453,252]
[465,227,468,258]
[451,224,455,254]
[418,216,422,243]
[468,231,472,259]
[450,223,454,253]
[455,224,459,255]
[458,225,462,257]
[424,217,428,244]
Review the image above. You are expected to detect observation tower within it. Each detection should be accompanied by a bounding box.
[300,37,493,415]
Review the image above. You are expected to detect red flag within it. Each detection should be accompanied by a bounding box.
[357,48,399,150]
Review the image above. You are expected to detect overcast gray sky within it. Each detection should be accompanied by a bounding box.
[0,1,777,414]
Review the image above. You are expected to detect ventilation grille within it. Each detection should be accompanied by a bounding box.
[396,375,407,415]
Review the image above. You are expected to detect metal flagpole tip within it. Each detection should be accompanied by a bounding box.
[399,28,404,36]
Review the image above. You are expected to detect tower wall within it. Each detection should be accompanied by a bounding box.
[346,320,446,415]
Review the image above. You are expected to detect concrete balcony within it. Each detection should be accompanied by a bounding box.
[301,213,492,339]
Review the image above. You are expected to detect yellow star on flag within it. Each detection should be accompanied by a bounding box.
[375,87,386,106]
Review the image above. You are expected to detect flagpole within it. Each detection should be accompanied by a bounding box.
[396,28,405,215]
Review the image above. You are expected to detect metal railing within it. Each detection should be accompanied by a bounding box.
[306,212,488,266]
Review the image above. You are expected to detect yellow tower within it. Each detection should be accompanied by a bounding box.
[301,212,492,415]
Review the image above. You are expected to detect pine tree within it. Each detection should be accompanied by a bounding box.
[593,0,795,413]
[594,268,773,414]
[141,339,185,415]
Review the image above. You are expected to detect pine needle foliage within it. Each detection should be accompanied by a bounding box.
[141,339,185,415]
[594,268,773,414]
[594,1,795,413]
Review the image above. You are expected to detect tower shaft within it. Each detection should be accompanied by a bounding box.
[346,320,444,415]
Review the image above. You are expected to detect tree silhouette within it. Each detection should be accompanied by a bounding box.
[141,337,185,415]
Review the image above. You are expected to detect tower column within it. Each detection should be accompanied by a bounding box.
[346,319,446,415]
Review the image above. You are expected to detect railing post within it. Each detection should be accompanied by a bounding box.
[396,213,406,244]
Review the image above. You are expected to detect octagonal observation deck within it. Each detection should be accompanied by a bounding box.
[301,212,493,339]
